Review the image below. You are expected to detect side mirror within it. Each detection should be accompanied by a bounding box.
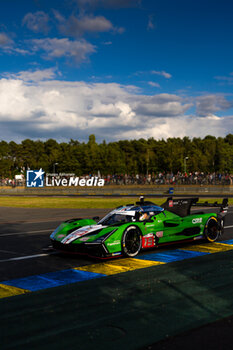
[92,216,100,222]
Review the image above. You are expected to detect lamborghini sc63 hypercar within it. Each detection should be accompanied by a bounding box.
[50,197,228,258]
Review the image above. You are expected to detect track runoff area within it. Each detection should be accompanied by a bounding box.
[0,204,233,349]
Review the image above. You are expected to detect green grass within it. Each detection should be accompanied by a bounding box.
[0,196,162,209]
[0,196,231,209]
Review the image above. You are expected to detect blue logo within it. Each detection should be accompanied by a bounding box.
[26,169,45,187]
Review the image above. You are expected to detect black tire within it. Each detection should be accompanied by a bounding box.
[122,226,142,257]
[204,217,220,242]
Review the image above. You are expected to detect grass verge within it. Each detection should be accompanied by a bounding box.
[0,196,231,209]
[0,197,158,209]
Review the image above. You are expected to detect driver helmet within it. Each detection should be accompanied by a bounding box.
[139,212,149,221]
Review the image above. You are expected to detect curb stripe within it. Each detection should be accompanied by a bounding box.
[135,249,208,263]
[3,269,105,292]
[0,284,30,299]
[179,242,233,253]
[76,258,164,275]
[1,239,233,299]
[220,238,233,245]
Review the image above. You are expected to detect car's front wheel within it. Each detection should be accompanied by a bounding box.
[122,226,142,257]
[204,217,220,242]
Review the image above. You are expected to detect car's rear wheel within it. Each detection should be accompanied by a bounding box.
[122,226,142,257]
[204,217,220,242]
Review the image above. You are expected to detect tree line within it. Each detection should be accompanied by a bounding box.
[1,134,233,178]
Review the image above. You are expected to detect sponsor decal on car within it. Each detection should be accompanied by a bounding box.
[156,231,163,238]
[192,218,202,224]
[142,233,155,248]
[117,206,133,212]
[106,241,120,246]
[57,234,66,239]
[79,236,90,242]
[61,225,106,244]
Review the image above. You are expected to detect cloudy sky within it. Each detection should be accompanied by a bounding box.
[0,0,233,142]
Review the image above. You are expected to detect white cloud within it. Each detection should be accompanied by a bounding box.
[56,13,124,37]
[0,32,95,63]
[102,41,112,45]
[22,11,50,34]
[4,68,58,82]
[30,37,96,63]
[151,70,172,79]
[0,32,30,55]
[147,15,155,30]
[0,75,232,142]
[64,15,111,35]
[196,94,233,116]
[214,73,233,84]
[205,114,221,120]
[0,32,13,46]
[135,94,192,117]
[148,81,160,88]
[115,115,231,141]
[76,0,141,9]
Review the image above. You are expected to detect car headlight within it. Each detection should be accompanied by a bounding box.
[50,225,61,239]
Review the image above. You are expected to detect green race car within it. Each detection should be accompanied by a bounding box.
[50,197,228,258]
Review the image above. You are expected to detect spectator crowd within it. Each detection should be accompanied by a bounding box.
[1,172,232,186]
[104,172,232,185]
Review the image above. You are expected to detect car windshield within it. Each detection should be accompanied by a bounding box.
[99,213,134,226]
[98,204,164,226]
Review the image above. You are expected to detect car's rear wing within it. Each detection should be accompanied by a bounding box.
[161,197,228,217]
[192,198,228,214]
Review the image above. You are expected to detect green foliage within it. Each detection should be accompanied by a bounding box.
[1,134,233,178]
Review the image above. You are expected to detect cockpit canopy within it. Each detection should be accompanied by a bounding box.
[98,204,164,226]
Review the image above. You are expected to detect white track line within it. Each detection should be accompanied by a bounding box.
[0,249,21,255]
[0,252,57,263]
[0,229,54,237]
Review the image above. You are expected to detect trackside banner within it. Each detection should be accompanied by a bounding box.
[26,169,105,188]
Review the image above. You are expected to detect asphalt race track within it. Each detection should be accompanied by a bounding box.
[0,206,233,349]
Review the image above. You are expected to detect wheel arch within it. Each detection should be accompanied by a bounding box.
[121,225,142,257]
